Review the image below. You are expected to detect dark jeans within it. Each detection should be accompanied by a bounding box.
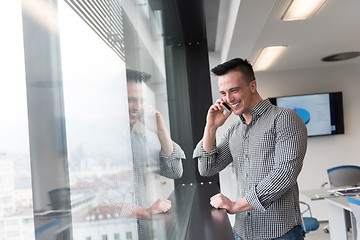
[234,225,304,240]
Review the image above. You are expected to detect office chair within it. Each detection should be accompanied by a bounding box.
[346,196,360,240]
[299,201,320,236]
[327,165,360,187]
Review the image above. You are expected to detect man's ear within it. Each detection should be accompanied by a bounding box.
[250,80,256,93]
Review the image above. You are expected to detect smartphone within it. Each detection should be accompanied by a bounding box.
[220,102,231,114]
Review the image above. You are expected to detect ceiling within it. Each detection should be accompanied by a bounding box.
[205,0,360,72]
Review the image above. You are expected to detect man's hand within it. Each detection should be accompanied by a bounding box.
[149,198,172,215]
[206,99,232,129]
[139,106,174,156]
[203,99,232,153]
[210,193,254,214]
[140,105,162,133]
[210,193,237,214]
[131,198,172,219]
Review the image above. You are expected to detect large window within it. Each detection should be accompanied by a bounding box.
[4,0,188,239]
[2,0,217,238]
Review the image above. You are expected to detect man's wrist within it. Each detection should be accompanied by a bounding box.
[233,198,254,213]
[232,200,242,213]
[205,125,218,134]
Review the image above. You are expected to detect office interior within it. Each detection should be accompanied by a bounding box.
[0,0,359,239]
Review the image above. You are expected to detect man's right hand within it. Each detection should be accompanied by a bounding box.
[131,198,171,220]
[203,99,231,153]
[206,99,232,129]
[149,198,171,215]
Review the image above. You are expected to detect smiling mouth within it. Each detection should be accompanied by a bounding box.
[130,112,138,117]
[230,101,241,108]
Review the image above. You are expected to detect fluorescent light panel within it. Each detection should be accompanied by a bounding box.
[253,46,287,71]
[282,0,326,21]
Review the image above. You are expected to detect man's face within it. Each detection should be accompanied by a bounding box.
[218,70,256,116]
[127,81,143,125]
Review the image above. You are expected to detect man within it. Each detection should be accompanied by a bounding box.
[126,69,184,239]
[193,58,307,240]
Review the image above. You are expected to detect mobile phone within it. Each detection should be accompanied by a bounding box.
[220,102,231,114]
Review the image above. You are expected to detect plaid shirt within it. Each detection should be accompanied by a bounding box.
[193,99,307,240]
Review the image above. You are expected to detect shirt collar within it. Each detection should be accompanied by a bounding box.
[239,99,272,125]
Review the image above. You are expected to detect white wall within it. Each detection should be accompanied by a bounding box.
[208,56,360,220]
[256,63,360,191]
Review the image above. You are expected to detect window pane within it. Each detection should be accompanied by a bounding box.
[19,0,186,239]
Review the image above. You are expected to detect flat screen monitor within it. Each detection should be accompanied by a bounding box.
[269,92,344,137]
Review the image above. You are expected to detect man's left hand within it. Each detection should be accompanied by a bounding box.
[210,193,237,214]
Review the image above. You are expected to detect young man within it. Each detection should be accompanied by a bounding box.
[193,58,307,240]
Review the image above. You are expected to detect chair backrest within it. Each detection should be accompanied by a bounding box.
[347,196,360,240]
[327,165,360,187]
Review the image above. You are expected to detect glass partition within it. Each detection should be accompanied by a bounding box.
[18,0,186,239]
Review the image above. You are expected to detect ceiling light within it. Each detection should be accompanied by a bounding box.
[253,46,287,71]
[282,0,326,21]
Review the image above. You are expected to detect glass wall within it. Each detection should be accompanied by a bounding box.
[2,0,188,239]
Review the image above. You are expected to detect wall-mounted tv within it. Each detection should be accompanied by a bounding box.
[269,92,344,137]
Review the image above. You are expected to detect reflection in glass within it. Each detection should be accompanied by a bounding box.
[59,0,184,239]
[126,70,184,239]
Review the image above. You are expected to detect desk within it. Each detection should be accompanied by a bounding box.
[300,188,336,221]
[301,188,338,201]
[301,188,358,240]
[326,197,357,240]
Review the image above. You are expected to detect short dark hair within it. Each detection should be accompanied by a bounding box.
[211,58,255,84]
[126,69,152,83]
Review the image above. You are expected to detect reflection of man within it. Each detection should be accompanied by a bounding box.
[193,58,307,240]
[126,69,184,238]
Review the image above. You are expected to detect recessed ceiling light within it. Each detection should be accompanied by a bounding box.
[282,0,326,21]
[322,52,360,62]
[253,46,287,71]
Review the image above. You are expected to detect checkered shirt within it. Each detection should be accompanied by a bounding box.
[193,99,307,240]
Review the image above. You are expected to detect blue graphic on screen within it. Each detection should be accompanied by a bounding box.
[293,108,310,124]
[276,93,332,136]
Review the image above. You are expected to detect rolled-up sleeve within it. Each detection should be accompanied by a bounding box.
[159,141,185,179]
[193,128,234,177]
